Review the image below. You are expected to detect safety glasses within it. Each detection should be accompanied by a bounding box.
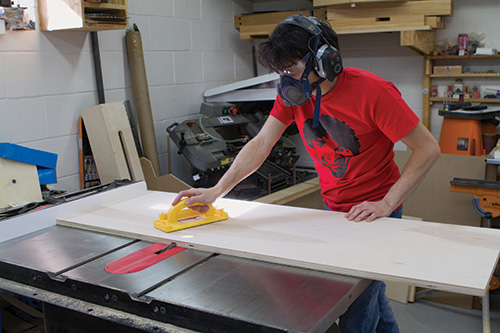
[275,53,311,77]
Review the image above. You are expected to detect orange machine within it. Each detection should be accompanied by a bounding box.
[451,178,500,224]
[438,108,499,156]
[450,177,500,291]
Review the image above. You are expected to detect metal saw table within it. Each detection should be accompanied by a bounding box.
[0,183,369,333]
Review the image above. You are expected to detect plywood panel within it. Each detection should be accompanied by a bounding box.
[0,159,42,208]
[81,102,145,184]
[394,151,484,226]
[57,190,500,296]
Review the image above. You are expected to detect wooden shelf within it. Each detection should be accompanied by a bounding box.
[429,97,500,104]
[235,1,453,55]
[83,1,126,9]
[39,0,129,32]
[428,54,500,60]
[84,3,126,10]
[430,73,500,78]
[422,54,500,129]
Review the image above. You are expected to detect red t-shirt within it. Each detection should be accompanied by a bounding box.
[271,67,419,212]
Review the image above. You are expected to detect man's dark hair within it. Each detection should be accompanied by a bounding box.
[258,18,340,72]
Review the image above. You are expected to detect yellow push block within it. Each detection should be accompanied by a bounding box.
[154,198,228,233]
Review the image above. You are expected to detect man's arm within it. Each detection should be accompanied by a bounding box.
[172,116,288,212]
[345,122,440,222]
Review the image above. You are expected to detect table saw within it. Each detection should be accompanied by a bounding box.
[0,181,368,333]
[3,180,500,333]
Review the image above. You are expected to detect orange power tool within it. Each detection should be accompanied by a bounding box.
[450,177,500,291]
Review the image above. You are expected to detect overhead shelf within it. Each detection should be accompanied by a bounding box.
[234,0,452,55]
[39,0,129,32]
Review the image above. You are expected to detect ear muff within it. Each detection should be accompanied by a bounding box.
[315,44,343,81]
[279,15,343,81]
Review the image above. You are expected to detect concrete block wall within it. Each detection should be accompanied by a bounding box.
[0,0,255,192]
[0,0,499,191]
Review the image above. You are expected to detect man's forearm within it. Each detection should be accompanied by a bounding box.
[383,146,440,211]
[211,116,287,199]
[212,138,273,198]
[383,122,441,211]
[346,122,440,222]
[173,116,287,209]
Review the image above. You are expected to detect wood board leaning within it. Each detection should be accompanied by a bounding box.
[57,190,500,297]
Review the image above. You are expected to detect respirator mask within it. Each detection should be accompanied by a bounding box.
[276,52,325,127]
[277,75,310,107]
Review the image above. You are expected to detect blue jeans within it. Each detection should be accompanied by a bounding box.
[339,280,399,333]
[326,205,402,333]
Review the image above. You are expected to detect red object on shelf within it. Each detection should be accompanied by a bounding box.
[458,34,468,56]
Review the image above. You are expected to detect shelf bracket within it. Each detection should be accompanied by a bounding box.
[401,30,435,55]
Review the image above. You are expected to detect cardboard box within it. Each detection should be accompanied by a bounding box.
[475,47,497,55]
[433,65,463,75]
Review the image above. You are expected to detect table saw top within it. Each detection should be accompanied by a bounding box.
[0,225,367,332]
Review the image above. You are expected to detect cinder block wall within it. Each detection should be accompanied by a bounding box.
[0,0,499,191]
[0,0,255,191]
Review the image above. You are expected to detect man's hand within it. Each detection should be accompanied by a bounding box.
[172,188,220,214]
[344,200,394,222]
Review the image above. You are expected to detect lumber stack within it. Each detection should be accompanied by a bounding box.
[234,0,452,55]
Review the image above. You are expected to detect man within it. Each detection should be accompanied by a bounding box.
[173,15,440,333]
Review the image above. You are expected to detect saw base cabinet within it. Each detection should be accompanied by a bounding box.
[38,0,129,31]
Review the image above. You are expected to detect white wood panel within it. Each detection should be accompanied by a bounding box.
[0,182,148,243]
[57,190,500,296]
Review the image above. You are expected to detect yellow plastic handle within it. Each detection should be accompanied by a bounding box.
[168,198,214,221]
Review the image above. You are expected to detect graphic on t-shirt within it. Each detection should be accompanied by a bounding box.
[303,115,361,178]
